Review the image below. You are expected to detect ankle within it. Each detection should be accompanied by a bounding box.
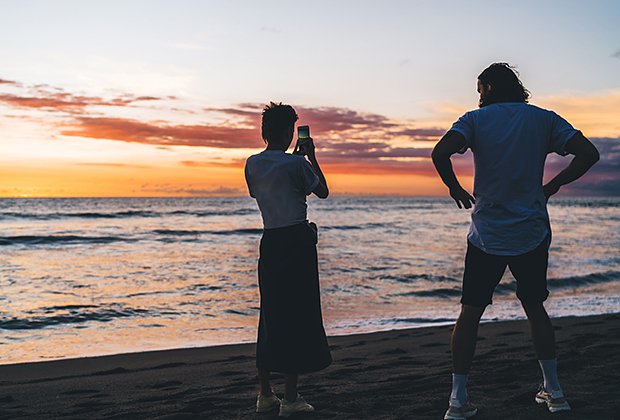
[538,359,561,392]
[450,373,469,404]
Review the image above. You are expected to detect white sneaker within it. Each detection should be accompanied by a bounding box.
[256,391,281,413]
[279,394,314,417]
[444,399,478,419]
[535,384,571,413]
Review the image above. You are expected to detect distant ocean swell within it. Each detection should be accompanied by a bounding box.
[385,271,620,298]
[0,223,393,246]
[2,272,617,332]
[0,306,151,330]
[0,235,137,246]
[0,208,256,220]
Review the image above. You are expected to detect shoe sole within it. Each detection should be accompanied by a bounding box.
[535,397,571,412]
[256,401,280,413]
[444,408,478,419]
[256,406,279,413]
[279,408,314,417]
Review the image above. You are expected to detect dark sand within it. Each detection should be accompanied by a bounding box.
[0,313,618,419]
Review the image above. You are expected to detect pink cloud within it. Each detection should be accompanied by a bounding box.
[0,92,161,112]
[60,117,257,148]
[2,77,617,195]
[0,79,163,113]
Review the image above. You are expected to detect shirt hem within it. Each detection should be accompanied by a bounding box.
[467,232,550,256]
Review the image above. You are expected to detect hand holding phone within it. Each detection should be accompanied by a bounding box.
[294,125,314,156]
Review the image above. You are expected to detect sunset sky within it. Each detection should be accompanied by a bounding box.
[1,0,619,197]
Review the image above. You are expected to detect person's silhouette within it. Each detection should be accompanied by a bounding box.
[244,102,331,417]
[432,63,599,419]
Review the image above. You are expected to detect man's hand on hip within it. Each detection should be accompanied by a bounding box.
[450,186,475,209]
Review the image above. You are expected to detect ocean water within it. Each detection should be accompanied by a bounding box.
[0,196,619,364]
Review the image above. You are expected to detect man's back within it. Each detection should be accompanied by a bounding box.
[450,103,579,255]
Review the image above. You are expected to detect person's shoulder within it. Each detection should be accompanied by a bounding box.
[245,153,260,165]
[462,108,480,116]
[522,103,564,121]
[288,153,306,161]
[245,152,268,170]
[453,108,480,123]
[521,103,553,114]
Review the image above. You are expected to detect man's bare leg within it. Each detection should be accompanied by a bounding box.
[452,304,486,374]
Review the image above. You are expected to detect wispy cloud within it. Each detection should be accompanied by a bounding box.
[55,103,445,165]
[0,81,162,113]
[0,93,160,113]
[60,117,257,148]
[2,76,619,195]
[545,137,620,196]
[612,48,620,59]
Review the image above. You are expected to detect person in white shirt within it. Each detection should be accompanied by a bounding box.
[432,63,599,420]
[245,102,331,417]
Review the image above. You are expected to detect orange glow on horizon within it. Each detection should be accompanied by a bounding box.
[0,78,617,198]
[0,158,473,198]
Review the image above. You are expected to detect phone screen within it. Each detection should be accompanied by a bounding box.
[298,125,310,139]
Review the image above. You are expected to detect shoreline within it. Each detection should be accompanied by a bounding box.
[2,309,617,367]
[1,313,618,419]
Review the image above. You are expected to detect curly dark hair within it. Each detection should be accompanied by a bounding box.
[261,102,298,143]
[478,63,531,107]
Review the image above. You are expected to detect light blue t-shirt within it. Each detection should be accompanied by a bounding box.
[245,150,319,229]
[450,102,579,256]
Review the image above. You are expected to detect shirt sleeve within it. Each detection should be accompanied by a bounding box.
[449,111,474,154]
[299,158,320,195]
[549,111,579,156]
[244,160,255,198]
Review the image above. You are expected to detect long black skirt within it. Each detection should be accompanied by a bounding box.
[256,222,332,374]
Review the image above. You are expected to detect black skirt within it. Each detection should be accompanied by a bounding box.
[256,222,332,374]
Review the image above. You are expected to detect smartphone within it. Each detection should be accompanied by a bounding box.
[298,125,310,139]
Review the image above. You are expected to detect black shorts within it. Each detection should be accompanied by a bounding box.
[461,237,550,307]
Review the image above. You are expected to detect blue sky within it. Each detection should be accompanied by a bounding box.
[2,0,619,116]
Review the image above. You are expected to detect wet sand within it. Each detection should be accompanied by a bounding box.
[0,313,618,419]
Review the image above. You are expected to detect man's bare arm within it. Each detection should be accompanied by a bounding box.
[431,131,475,209]
[543,132,600,199]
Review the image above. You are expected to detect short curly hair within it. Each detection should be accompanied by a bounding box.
[478,63,531,107]
[261,102,298,143]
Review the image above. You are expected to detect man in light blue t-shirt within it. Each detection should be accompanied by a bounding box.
[432,63,599,420]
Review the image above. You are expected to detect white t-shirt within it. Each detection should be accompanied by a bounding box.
[450,102,579,255]
[245,150,319,229]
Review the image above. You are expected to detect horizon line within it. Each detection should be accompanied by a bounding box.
[1,194,618,200]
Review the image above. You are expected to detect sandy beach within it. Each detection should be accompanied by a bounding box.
[0,313,617,419]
